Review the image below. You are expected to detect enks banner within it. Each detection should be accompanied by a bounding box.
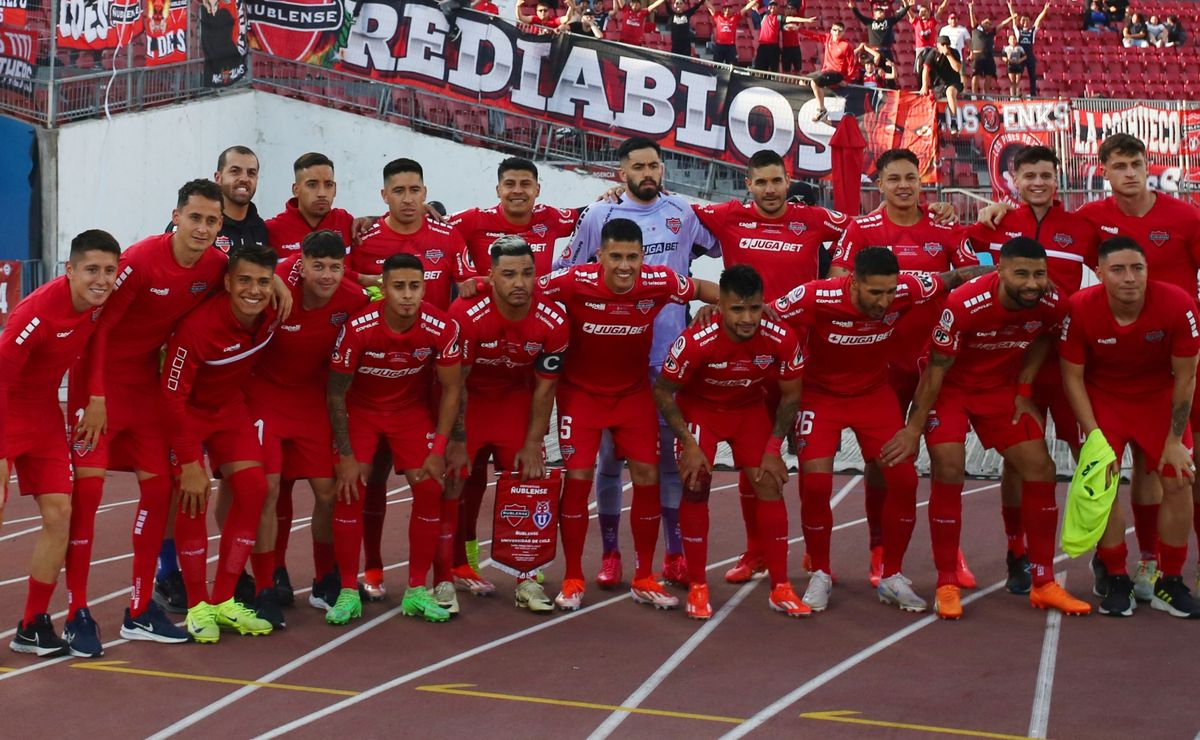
[0,24,35,93]
[145,0,188,65]
[1071,103,1200,194]
[248,0,349,65]
[201,0,248,86]
[946,99,1069,202]
[329,0,935,174]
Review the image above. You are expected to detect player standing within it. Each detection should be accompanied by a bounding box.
[881,237,1091,619]
[326,254,463,624]
[448,236,569,610]
[776,248,988,612]
[264,152,355,257]
[830,148,978,588]
[966,145,1098,594]
[554,137,720,591]
[1060,237,1200,617]
[2,231,120,657]
[655,265,808,619]
[245,231,369,618]
[542,218,718,611]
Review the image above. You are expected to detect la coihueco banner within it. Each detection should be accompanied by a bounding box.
[331,0,936,175]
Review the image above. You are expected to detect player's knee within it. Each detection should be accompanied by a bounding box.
[682,486,709,504]
[1161,476,1191,501]
[930,457,965,483]
[628,461,659,486]
[39,494,72,530]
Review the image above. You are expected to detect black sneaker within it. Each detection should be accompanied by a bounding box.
[1151,575,1200,619]
[235,571,257,606]
[1091,554,1110,597]
[120,601,191,643]
[10,613,68,657]
[254,588,287,629]
[63,607,104,658]
[273,566,295,607]
[308,572,341,612]
[154,571,188,614]
[949,119,960,135]
[1005,552,1032,595]
[1098,574,1135,617]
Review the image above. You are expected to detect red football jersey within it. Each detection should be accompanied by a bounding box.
[0,277,106,457]
[247,255,369,406]
[81,232,228,396]
[537,264,697,396]
[833,208,976,364]
[966,201,1099,297]
[661,315,804,411]
[330,302,461,413]
[449,204,579,276]
[693,200,850,301]
[354,217,475,310]
[264,198,355,256]
[619,7,651,43]
[161,295,278,463]
[450,294,569,396]
[912,16,937,48]
[774,272,945,396]
[931,272,1065,392]
[1076,194,1200,304]
[1059,281,1200,397]
[712,13,739,44]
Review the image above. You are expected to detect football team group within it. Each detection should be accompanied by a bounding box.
[2,129,1199,661]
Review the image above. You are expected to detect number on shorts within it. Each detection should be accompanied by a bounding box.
[687,423,701,444]
[254,418,264,445]
[559,414,572,440]
[797,410,815,436]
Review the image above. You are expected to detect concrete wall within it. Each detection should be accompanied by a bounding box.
[52,90,633,263]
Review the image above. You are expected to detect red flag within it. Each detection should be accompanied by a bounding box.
[490,469,563,576]
[830,114,867,215]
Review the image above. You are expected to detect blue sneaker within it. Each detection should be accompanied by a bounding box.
[64,608,104,658]
[120,601,191,644]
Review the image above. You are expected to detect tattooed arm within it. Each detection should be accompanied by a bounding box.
[938,264,995,290]
[653,373,711,489]
[1161,353,1198,479]
[327,370,361,503]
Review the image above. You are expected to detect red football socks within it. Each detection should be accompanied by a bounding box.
[434,496,460,584]
[1096,541,1128,576]
[1131,503,1160,561]
[454,461,489,568]
[737,472,761,560]
[757,498,789,587]
[65,476,104,620]
[313,539,336,580]
[1002,504,1026,558]
[23,577,56,626]
[362,477,388,572]
[865,483,887,550]
[407,478,443,588]
[273,478,295,567]
[630,483,662,580]
[928,480,963,587]
[800,471,833,574]
[212,466,269,604]
[130,475,172,617]
[175,503,211,607]
[333,481,366,590]
[1159,542,1187,578]
[880,464,918,578]
[250,551,275,593]
[1022,481,1058,586]
[678,498,709,584]
[559,477,592,581]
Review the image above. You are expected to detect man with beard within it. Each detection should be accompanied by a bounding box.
[881,237,1091,619]
[265,153,356,258]
[553,137,720,591]
[210,146,268,255]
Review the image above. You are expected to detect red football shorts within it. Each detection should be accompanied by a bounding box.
[887,362,921,414]
[467,389,533,471]
[924,383,1044,452]
[1033,360,1078,445]
[555,382,659,470]
[248,385,336,479]
[676,398,771,469]
[68,368,171,476]
[798,384,906,462]
[1092,388,1194,477]
[348,404,434,473]
[4,402,73,496]
[178,406,265,471]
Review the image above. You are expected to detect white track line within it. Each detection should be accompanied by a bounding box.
[1028,572,1066,739]
[828,474,863,509]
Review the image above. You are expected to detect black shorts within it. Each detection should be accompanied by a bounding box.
[713,43,736,65]
[972,53,998,77]
[780,45,802,73]
[933,81,964,98]
[1007,61,1026,75]
[814,70,845,87]
[754,43,781,71]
